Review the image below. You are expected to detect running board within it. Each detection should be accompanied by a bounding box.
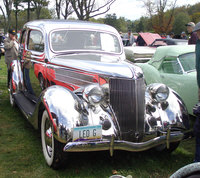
[13,92,36,118]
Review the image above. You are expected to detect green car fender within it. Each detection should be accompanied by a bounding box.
[136,63,162,84]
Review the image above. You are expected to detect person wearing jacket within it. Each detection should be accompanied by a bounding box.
[4,29,18,88]
[186,22,198,45]
[193,22,200,162]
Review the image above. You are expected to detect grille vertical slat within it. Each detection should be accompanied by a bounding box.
[109,78,145,141]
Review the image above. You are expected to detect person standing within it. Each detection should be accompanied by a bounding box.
[4,29,18,88]
[186,22,198,45]
[181,31,187,40]
[124,30,135,46]
[192,22,200,162]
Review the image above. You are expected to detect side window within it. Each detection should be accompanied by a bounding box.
[27,30,44,52]
[161,57,182,74]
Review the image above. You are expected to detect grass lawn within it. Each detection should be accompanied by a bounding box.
[0,56,196,178]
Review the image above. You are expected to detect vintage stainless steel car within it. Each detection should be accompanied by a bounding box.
[10,20,190,169]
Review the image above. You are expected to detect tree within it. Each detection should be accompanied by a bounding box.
[55,0,62,19]
[173,12,190,35]
[61,0,74,19]
[69,0,116,20]
[31,0,49,19]
[0,6,7,33]
[21,0,35,22]
[143,0,177,33]
[191,12,200,24]
[1,0,13,32]
[104,13,119,30]
[13,0,24,31]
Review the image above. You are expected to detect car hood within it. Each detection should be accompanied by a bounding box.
[51,53,135,79]
[124,46,156,54]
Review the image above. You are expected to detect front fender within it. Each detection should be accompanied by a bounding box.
[11,60,24,92]
[41,85,82,143]
[136,63,162,84]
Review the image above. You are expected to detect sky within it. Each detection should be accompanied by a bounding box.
[102,0,200,20]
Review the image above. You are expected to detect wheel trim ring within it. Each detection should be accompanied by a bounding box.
[44,116,53,158]
[41,111,55,166]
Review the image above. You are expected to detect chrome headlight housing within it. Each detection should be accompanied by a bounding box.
[83,84,105,106]
[148,83,169,102]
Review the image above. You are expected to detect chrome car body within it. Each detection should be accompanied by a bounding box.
[10,20,189,168]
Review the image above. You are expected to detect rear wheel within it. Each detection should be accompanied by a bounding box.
[41,110,67,169]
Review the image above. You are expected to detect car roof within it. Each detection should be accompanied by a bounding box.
[23,19,119,34]
[148,45,195,69]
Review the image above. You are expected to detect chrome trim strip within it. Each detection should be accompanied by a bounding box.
[55,68,94,86]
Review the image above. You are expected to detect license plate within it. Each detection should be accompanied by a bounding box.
[73,125,102,142]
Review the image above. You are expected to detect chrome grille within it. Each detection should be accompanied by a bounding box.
[109,78,145,141]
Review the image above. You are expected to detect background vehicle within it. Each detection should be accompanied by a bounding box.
[150,38,188,47]
[137,45,198,115]
[124,33,188,63]
[10,20,190,168]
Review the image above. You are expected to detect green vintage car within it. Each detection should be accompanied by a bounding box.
[136,45,198,115]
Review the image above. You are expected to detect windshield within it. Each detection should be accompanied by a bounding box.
[179,52,195,72]
[50,30,121,54]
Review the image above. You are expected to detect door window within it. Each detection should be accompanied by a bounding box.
[161,57,182,74]
[27,30,44,52]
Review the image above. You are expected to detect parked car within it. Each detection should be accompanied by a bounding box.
[124,33,188,63]
[124,32,160,62]
[150,38,188,47]
[10,20,190,169]
[136,45,198,115]
[124,46,156,63]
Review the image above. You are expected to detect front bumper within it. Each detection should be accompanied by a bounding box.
[63,131,184,156]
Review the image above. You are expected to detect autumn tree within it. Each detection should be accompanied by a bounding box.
[69,0,116,21]
[143,0,177,34]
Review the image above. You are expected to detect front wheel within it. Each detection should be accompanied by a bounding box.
[155,141,180,153]
[41,110,67,169]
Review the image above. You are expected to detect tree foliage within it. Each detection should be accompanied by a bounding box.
[173,12,190,35]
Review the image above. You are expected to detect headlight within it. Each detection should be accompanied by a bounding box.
[149,83,169,102]
[83,84,104,105]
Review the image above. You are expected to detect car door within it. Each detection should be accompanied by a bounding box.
[22,28,46,97]
[159,56,198,114]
